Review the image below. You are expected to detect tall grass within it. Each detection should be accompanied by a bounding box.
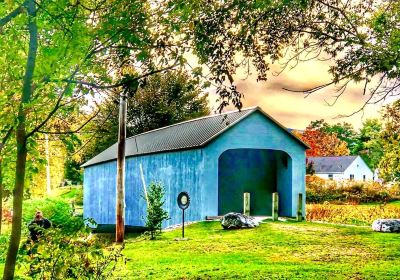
[306,203,400,226]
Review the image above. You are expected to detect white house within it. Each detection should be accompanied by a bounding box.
[307,155,374,181]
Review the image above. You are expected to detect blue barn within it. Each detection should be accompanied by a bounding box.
[82,107,308,228]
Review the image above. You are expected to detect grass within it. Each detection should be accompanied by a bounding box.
[51,185,83,204]
[307,201,400,226]
[1,201,399,278]
[389,200,400,206]
[114,221,400,279]
[360,200,400,206]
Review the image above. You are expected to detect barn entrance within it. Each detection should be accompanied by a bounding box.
[218,149,292,216]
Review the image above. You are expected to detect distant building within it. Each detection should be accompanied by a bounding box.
[307,155,374,181]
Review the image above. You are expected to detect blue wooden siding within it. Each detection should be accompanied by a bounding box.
[84,149,205,227]
[83,110,306,228]
[84,161,117,224]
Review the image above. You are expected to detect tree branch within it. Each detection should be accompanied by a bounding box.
[0,1,27,28]
[37,109,100,135]
[54,64,178,89]
[26,67,80,138]
[0,128,14,152]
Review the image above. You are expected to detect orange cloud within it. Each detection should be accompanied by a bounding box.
[207,59,389,130]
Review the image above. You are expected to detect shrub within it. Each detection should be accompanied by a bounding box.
[23,197,83,233]
[306,175,399,204]
[2,208,12,223]
[21,223,124,279]
[143,182,169,240]
[0,234,9,263]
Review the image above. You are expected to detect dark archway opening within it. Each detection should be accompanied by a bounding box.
[218,149,291,216]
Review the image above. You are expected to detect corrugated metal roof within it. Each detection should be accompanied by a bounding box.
[307,156,358,173]
[82,106,308,167]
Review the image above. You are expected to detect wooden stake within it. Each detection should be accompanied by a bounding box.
[116,92,127,243]
[297,193,303,222]
[272,192,279,221]
[243,192,250,216]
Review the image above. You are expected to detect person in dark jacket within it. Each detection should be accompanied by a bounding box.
[28,211,51,242]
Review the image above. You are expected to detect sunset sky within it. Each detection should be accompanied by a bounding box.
[207,59,392,131]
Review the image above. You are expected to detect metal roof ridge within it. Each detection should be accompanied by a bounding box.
[125,106,259,140]
[198,108,258,146]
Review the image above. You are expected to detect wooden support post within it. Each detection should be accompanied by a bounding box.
[297,193,303,222]
[116,91,127,243]
[243,192,250,216]
[272,192,279,221]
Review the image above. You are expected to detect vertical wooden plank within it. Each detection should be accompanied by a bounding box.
[297,193,303,222]
[243,192,250,216]
[272,192,279,221]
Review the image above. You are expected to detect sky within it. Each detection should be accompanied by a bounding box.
[207,59,391,131]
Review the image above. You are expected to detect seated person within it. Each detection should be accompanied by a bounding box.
[28,211,51,241]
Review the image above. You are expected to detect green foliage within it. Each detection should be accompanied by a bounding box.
[64,159,83,185]
[82,70,210,162]
[22,197,83,233]
[58,186,83,206]
[20,224,124,279]
[309,119,358,153]
[378,100,400,182]
[353,118,384,170]
[0,235,9,264]
[306,176,399,204]
[143,182,169,240]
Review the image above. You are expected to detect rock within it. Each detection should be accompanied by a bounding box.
[221,212,259,229]
[372,219,400,233]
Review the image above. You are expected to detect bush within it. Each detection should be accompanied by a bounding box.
[20,223,124,279]
[23,197,83,233]
[306,175,399,204]
[143,182,169,240]
[0,234,9,263]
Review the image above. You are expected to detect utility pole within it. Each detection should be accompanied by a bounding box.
[116,91,127,243]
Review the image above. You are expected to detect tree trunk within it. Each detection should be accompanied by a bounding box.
[3,1,37,279]
[116,92,127,243]
[3,133,27,280]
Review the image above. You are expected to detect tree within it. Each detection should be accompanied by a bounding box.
[282,0,400,111]
[81,71,210,162]
[0,1,95,278]
[143,182,169,240]
[378,101,400,182]
[294,127,350,157]
[309,120,358,153]
[354,119,383,170]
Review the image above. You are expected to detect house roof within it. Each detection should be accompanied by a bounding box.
[82,106,308,168]
[307,156,359,173]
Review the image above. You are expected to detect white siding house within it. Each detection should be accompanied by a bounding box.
[307,156,374,181]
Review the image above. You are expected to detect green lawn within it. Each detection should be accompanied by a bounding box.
[115,221,400,279]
